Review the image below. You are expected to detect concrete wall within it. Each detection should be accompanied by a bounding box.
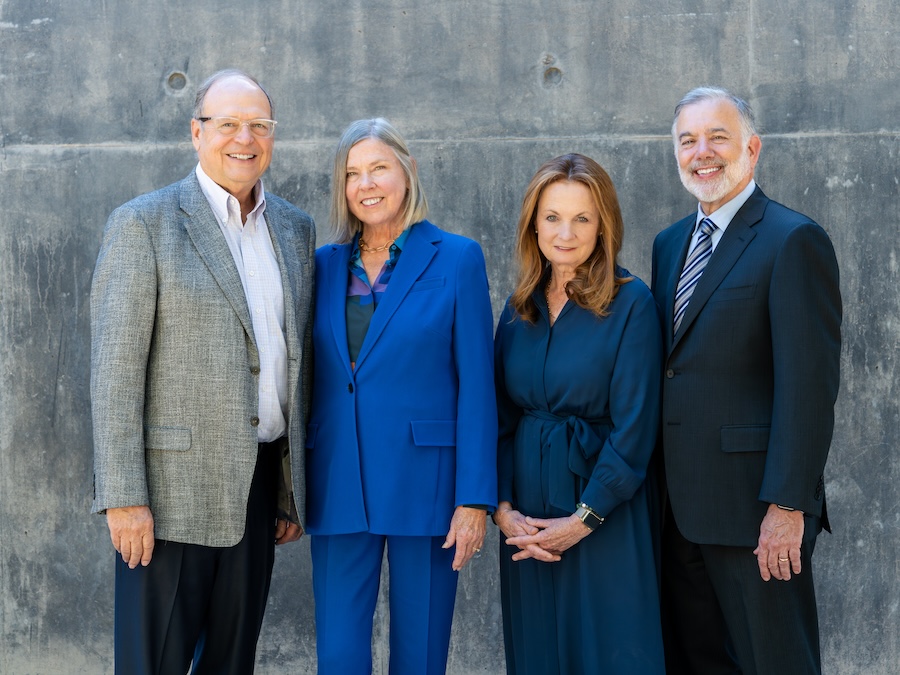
[1,1,897,672]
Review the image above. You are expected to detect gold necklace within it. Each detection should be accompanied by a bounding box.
[545,280,557,322]
[358,237,395,253]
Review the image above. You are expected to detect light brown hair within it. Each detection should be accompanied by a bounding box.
[510,153,630,322]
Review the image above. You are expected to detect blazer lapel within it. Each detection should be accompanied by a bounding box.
[324,243,355,378]
[179,175,255,344]
[353,221,439,372]
[672,188,767,351]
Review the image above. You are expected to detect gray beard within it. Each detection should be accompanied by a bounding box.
[679,150,752,205]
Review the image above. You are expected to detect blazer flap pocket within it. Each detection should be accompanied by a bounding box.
[720,425,770,453]
[305,423,318,449]
[711,284,757,302]
[410,420,456,447]
[145,426,191,451]
[411,277,445,292]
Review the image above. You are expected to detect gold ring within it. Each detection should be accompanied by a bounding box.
[474,548,481,553]
[778,557,789,562]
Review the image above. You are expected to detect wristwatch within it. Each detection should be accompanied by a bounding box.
[574,502,605,530]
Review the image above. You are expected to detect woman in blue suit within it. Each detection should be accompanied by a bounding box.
[494,154,665,673]
[306,118,498,674]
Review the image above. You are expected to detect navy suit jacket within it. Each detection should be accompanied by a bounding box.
[306,220,498,536]
[651,186,841,547]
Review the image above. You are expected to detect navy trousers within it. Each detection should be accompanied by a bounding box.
[661,501,822,675]
[113,443,279,675]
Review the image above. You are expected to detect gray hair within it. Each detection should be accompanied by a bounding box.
[671,86,756,146]
[328,118,428,244]
[192,69,274,120]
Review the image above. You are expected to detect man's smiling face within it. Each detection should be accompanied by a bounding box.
[191,75,274,205]
[674,97,760,214]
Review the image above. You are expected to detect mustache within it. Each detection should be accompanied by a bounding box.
[688,161,726,172]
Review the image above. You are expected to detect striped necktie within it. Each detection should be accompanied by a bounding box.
[673,217,717,334]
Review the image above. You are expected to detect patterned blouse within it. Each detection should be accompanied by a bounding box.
[345,225,413,364]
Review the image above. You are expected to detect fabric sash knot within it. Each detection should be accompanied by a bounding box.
[524,409,612,512]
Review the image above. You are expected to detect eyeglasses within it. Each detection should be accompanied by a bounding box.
[196,116,277,138]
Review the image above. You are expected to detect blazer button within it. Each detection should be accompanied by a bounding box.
[666,369,675,379]
[250,366,260,375]
[347,383,354,393]
[250,416,260,427]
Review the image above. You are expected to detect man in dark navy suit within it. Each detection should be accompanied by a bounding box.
[651,86,842,675]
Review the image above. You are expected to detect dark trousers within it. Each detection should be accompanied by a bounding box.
[661,501,822,675]
[114,443,279,675]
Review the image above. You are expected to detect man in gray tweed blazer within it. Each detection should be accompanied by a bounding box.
[90,69,314,674]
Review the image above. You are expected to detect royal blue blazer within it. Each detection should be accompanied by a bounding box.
[306,220,498,536]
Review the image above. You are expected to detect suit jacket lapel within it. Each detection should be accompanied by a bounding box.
[672,188,767,351]
[179,174,256,344]
[265,201,304,377]
[353,221,439,372]
[663,216,695,353]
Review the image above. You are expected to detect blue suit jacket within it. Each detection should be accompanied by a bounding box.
[306,220,498,536]
[651,186,841,547]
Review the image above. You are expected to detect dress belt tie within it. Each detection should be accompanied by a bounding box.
[523,409,611,512]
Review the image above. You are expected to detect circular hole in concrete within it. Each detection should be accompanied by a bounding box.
[166,72,187,92]
[543,67,562,87]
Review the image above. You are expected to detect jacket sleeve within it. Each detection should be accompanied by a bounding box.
[90,205,157,513]
[451,240,498,509]
[759,222,841,515]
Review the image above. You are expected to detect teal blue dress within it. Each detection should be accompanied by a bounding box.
[495,270,665,674]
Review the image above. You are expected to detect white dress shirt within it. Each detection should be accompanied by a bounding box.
[196,164,287,443]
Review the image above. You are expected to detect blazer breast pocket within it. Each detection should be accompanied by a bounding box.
[410,277,446,293]
[720,424,770,453]
[145,426,191,451]
[710,284,757,303]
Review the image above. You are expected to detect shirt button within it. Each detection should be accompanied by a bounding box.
[666,369,675,379]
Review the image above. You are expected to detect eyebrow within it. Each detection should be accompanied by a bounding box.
[347,156,393,169]
[679,126,730,140]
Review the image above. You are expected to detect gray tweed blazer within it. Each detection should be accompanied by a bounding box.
[90,171,315,547]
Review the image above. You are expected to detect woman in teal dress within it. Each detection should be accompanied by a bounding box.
[494,153,665,674]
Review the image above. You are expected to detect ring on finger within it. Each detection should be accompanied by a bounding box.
[778,557,789,562]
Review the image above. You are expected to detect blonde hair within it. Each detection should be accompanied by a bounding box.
[328,118,428,243]
[510,153,630,322]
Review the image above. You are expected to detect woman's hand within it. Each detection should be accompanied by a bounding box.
[493,502,537,540]
[505,515,592,562]
[494,502,559,563]
[443,506,487,571]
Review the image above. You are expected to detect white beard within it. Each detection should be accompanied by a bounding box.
[679,146,752,205]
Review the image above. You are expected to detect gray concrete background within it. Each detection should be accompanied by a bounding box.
[1,1,897,673]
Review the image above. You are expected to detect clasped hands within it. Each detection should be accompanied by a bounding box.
[494,501,591,563]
